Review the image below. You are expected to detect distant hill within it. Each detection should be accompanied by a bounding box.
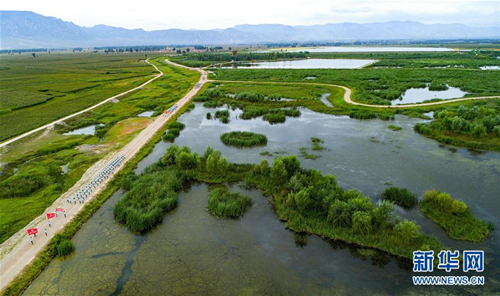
[1,11,499,49]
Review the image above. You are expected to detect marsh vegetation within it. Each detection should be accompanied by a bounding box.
[207,187,253,217]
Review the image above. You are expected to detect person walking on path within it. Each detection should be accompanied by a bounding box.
[64,211,67,218]
[48,220,51,227]
[29,236,33,245]
[44,229,48,236]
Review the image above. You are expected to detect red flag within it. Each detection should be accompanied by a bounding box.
[47,213,55,219]
[55,208,64,212]
[27,228,38,235]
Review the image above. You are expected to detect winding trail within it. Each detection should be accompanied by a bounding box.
[0,59,163,149]
[208,80,500,108]
[0,60,207,292]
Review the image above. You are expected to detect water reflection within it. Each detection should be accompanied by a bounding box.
[222,59,376,69]
[393,84,468,105]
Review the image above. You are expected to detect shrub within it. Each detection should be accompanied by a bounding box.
[208,187,253,218]
[168,122,185,131]
[56,239,75,257]
[220,131,267,147]
[380,187,419,209]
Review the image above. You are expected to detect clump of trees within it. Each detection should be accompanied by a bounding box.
[414,103,500,150]
[220,131,268,147]
[114,169,182,232]
[115,144,492,258]
[420,190,492,242]
[208,187,253,218]
[380,186,419,209]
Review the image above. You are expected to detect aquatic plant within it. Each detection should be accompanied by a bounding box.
[208,187,253,218]
[388,124,402,131]
[220,131,267,147]
[380,186,418,209]
[420,190,492,242]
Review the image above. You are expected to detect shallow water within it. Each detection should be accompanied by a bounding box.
[60,162,70,174]
[63,125,97,136]
[480,66,500,70]
[222,59,376,69]
[26,104,500,295]
[137,111,154,117]
[320,93,332,107]
[393,84,468,105]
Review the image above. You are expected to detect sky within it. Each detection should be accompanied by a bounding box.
[2,0,499,30]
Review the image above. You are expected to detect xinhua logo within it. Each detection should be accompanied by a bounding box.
[412,250,485,286]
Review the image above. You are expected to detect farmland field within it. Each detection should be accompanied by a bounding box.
[0,53,159,142]
[0,57,199,243]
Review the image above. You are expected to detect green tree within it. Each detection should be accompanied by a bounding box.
[394,219,421,244]
[352,211,372,235]
[270,158,288,187]
[217,157,228,174]
[176,152,197,169]
[295,189,310,214]
[259,159,269,175]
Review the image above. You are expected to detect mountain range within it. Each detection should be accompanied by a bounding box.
[1,11,499,49]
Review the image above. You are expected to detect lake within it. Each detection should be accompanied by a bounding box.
[25,104,500,295]
[393,84,468,105]
[63,125,98,136]
[222,59,376,69]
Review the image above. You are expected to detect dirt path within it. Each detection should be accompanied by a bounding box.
[210,80,500,108]
[0,60,207,292]
[0,59,163,149]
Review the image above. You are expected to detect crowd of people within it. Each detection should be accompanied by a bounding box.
[29,154,125,244]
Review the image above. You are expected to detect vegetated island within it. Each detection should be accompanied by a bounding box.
[208,187,253,218]
[420,190,493,242]
[115,144,447,259]
[220,131,268,147]
[414,104,500,151]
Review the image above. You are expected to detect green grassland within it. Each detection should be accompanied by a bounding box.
[210,67,500,106]
[0,53,160,142]
[0,57,199,243]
